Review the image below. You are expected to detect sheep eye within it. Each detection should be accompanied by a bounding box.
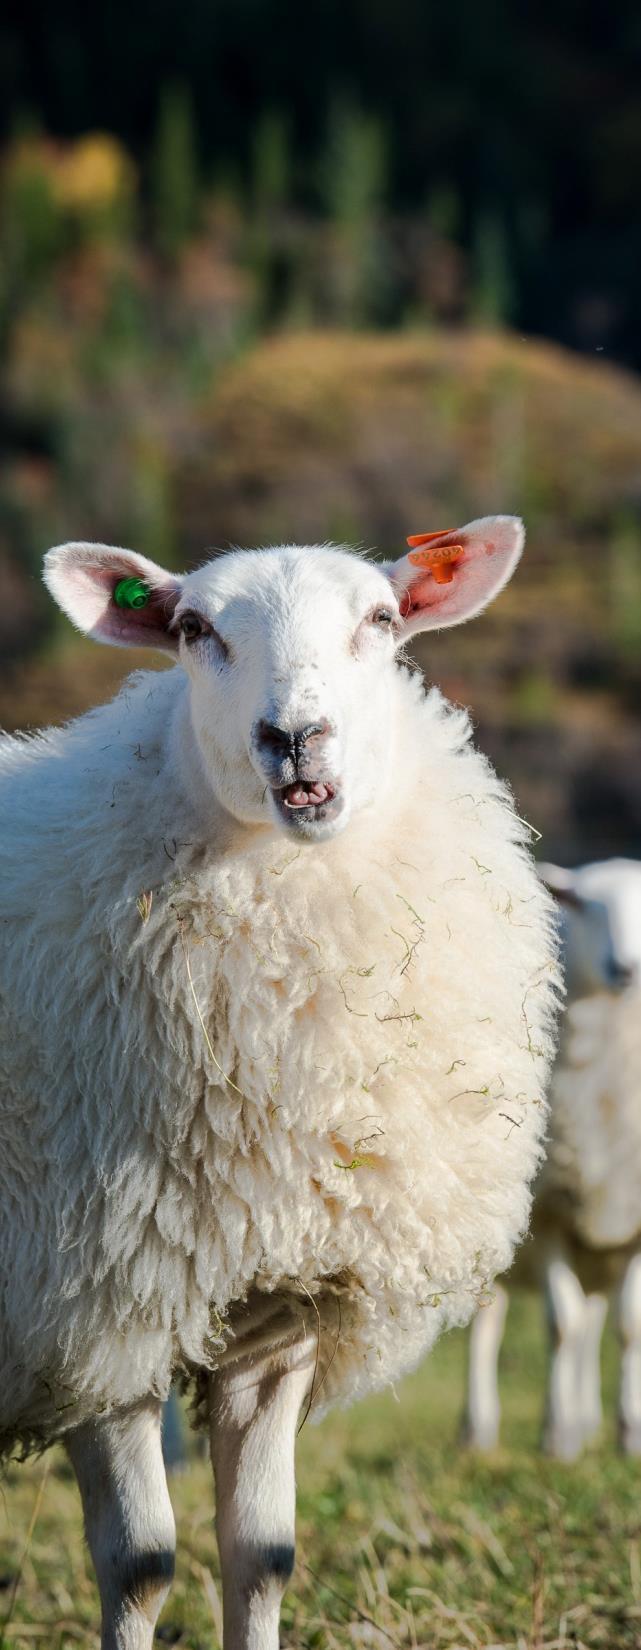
[179,612,207,643]
[372,608,394,627]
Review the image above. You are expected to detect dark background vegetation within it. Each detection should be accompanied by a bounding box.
[4,0,641,361]
[1,0,641,860]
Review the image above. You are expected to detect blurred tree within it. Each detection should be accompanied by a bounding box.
[413,186,466,323]
[151,85,199,262]
[427,186,461,244]
[320,99,391,326]
[322,100,385,228]
[252,110,290,211]
[0,139,65,353]
[247,109,296,326]
[471,209,515,325]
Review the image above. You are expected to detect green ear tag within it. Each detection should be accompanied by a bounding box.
[113,577,151,611]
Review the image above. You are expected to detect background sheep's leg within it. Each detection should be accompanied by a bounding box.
[578,1292,608,1445]
[209,1339,316,1650]
[543,1257,588,1459]
[66,1399,176,1650]
[462,1284,508,1449]
[162,1388,189,1473]
[618,1252,641,1454]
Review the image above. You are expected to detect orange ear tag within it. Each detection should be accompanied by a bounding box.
[406,529,453,548]
[406,530,464,585]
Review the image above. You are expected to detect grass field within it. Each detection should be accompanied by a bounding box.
[1,1293,640,1650]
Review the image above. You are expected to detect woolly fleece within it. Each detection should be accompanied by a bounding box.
[0,657,557,1455]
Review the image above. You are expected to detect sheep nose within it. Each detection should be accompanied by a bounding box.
[255,720,331,760]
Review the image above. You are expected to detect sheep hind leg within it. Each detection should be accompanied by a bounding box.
[66,1399,176,1650]
[209,1335,316,1650]
[618,1252,641,1455]
[462,1283,509,1450]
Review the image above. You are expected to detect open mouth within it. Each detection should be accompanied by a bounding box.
[271,778,341,827]
[282,780,336,810]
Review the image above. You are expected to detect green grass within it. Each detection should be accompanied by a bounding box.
[2,1293,641,1648]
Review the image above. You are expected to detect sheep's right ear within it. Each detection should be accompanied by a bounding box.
[384,516,524,636]
[43,542,182,654]
[538,863,582,908]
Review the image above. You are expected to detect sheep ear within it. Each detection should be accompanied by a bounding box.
[43,542,182,654]
[538,863,582,908]
[385,515,524,636]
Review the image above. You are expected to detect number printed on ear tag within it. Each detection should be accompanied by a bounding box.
[406,535,464,584]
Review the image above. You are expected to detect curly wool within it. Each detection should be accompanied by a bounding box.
[0,665,558,1454]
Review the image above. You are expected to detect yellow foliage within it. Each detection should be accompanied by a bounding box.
[54,134,135,210]
[3,133,135,212]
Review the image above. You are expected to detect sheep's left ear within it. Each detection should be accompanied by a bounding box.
[385,515,524,636]
[43,542,182,654]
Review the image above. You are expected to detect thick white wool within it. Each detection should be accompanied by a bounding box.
[540,990,641,1250]
[0,665,557,1454]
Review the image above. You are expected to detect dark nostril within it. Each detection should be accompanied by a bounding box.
[256,719,331,756]
[609,960,636,988]
[256,721,295,756]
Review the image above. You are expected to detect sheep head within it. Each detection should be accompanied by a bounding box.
[540,859,641,998]
[44,517,523,841]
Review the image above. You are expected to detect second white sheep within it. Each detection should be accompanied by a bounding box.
[465,857,641,1458]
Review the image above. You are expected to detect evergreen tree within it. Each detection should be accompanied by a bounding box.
[151,84,199,262]
[321,100,389,326]
[472,210,515,325]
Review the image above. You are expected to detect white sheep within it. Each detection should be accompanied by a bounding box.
[464,857,641,1459]
[0,519,558,1649]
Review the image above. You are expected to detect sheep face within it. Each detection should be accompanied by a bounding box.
[176,546,400,839]
[540,859,641,997]
[43,517,523,841]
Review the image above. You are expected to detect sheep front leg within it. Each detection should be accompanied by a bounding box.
[66,1400,176,1650]
[462,1284,508,1449]
[543,1257,587,1459]
[209,1338,316,1650]
[578,1292,608,1445]
[618,1252,641,1454]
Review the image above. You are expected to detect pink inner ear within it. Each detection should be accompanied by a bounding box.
[399,530,471,620]
[401,529,468,612]
[97,570,179,645]
[391,515,523,633]
[71,559,180,649]
[399,566,452,621]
